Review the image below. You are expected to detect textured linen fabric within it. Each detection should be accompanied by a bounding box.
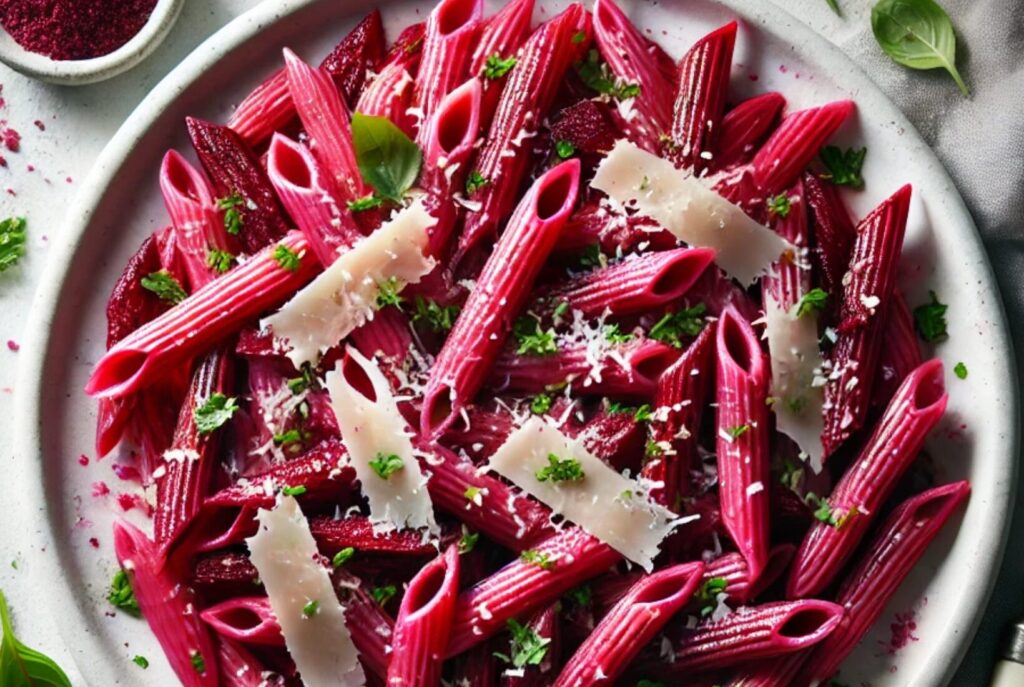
[784,1,1024,683]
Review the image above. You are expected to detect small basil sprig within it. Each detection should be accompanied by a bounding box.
[0,589,72,686]
[871,0,969,96]
[351,113,423,202]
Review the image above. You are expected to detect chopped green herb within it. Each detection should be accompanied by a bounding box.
[633,404,653,422]
[645,439,664,458]
[574,49,641,100]
[494,618,551,668]
[579,243,608,269]
[369,452,404,479]
[465,170,489,195]
[767,193,792,218]
[376,277,404,309]
[482,53,517,80]
[954,361,968,379]
[273,244,302,272]
[530,393,553,415]
[141,270,188,304]
[520,549,556,570]
[695,577,728,617]
[287,362,320,395]
[552,300,570,320]
[107,569,141,617]
[0,217,27,272]
[332,547,355,568]
[217,193,245,235]
[779,457,805,493]
[347,194,385,212]
[302,600,319,618]
[639,175,651,191]
[372,585,397,606]
[804,493,857,528]
[132,655,149,669]
[604,323,634,344]
[513,316,558,356]
[351,113,423,202]
[571,30,587,44]
[819,146,866,188]
[555,139,576,159]
[795,288,829,318]
[648,304,707,348]
[193,393,239,434]
[206,248,235,274]
[411,296,460,333]
[535,454,585,483]
[0,589,72,686]
[566,584,592,607]
[726,424,751,439]
[273,430,305,452]
[281,484,307,497]
[190,650,206,674]
[464,486,483,504]
[913,290,948,342]
[607,402,652,422]
[458,526,480,554]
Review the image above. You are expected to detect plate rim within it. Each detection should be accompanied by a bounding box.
[13,0,1019,683]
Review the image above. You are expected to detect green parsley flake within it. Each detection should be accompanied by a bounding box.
[695,576,728,617]
[574,50,640,100]
[633,404,653,422]
[302,600,319,618]
[108,569,141,617]
[482,53,517,80]
[376,277,404,309]
[194,393,239,434]
[217,192,245,235]
[530,393,553,415]
[913,290,948,342]
[555,139,576,159]
[645,439,664,458]
[804,493,856,529]
[579,243,608,269]
[458,526,480,554]
[552,300,570,320]
[274,429,305,451]
[412,296,460,333]
[332,547,355,568]
[604,323,634,344]
[132,655,149,669]
[348,195,385,212]
[513,316,558,356]
[725,424,751,439]
[535,453,585,483]
[466,170,489,195]
[795,288,829,318]
[464,486,483,504]
[273,244,302,272]
[372,585,397,606]
[494,618,551,668]
[649,304,707,348]
[206,248,235,274]
[767,193,792,218]
[520,549,556,570]
[281,484,307,497]
[571,30,587,44]
[819,146,866,188]
[566,584,592,606]
[141,270,188,304]
[287,362,320,395]
[954,362,968,379]
[369,452,404,479]
[0,217,27,272]
[190,650,206,674]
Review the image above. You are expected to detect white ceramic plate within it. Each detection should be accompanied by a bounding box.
[14,0,1018,684]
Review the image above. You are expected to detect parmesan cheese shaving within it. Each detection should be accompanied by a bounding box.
[764,294,825,472]
[246,495,365,687]
[263,199,437,367]
[591,140,794,285]
[325,347,438,536]
[487,417,676,571]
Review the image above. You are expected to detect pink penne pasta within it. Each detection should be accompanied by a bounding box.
[872,289,922,408]
[537,248,715,318]
[216,638,278,687]
[387,545,461,687]
[669,21,737,173]
[796,481,970,686]
[356,62,417,136]
[201,596,284,647]
[86,232,319,399]
[469,0,535,125]
[712,92,786,171]
[153,348,234,546]
[309,514,437,557]
[413,0,484,136]
[762,179,808,309]
[749,100,855,196]
[160,150,229,289]
[702,544,796,606]
[576,407,646,473]
[335,569,396,679]
[802,171,856,301]
[489,336,680,399]
[422,159,580,435]
[821,184,912,457]
[446,528,621,657]
[716,307,771,579]
[226,68,293,149]
[651,599,844,674]
[265,132,362,264]
[552,202,675,258]
[725,651,807,687]
[643,321,716,505]
[452,641,501,687]
[283,48,364,201]
[787,359,948,598]
[592,0,676,150]
[114,520,219,686]
[501,604,561,686]
[457,4,587,254]
[555,562,705,687]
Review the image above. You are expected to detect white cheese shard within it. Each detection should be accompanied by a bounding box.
[764,294,825,472]
[325,347,438,536]
[486,416,676,571]
[263,199,437,367]
[591,140,794,285]
[246,495,365,687]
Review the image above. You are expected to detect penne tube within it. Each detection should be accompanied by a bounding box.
[160,150,229,289]
[469,0,535,126]
[216,638,276,687]
[712,92,785,171]
[872,289,922,408]
[201,596,284,647]
[334,569,396,679]
[802,171,856,303]
[356,62,417,136]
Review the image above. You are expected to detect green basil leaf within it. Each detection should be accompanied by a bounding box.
[351,113,423,202]
[871,0,969,96]
[0,589,72,686]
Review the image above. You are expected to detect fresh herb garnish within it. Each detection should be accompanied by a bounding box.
[273,430,305,451]
[520,549,556,570]
[287,362,320,395]
[535,454,585,483]
[645,439,664,458]
[579,243,608,269]
[530,393,553,415]
[767,193,792,218]
[566,584,592,606]
[575,49,641,100]
[0,589,72,687]
[493,618,551,668]
[465,170,489,195]
[871,0,969,96]
[273,244,302,272]
[206,248,235,274]
[332,547,355,568]
[458,526,479,554]
[375,277,404,309]
[482,53,517,80]
[607,402,652,422]
[805,493,858,529]
[411,296,460,333]
[132,655,149,669]
[464,486,483,505]
[0,217,27,272]
[555,139,576,159]
[107,569,141,617]
[552,300,570,320]
[190,650,206,674]
[819,146,866,188]
[571,30,587,44]
[217,192,244,235]
[372,585,397,606]
[351,113,423,202]
[193,393,239,434]
[513,316,558,356]
[347,194,385,212]
[649,304,707,348]
[633,404,653,422]
[913,290,948,342]
[954,362,968,379]
[695,577,728,617]
[141,270,187,304]
[604,323,634,344]
[369,452,404,479]
[725,424,751,439]
[795,288,830,318]
[302,600,319,618]
[281,484,307,497]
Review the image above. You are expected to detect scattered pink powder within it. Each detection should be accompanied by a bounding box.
[78,454,89,466]
[0,155,6,167]
[0,124,20,152]
[25,164,33,172]
[116,492,153,516]
[779,64,788,73]
[748,73,759,81]
[88,537,100,548]
[91,481,110,497]
[111,463,141,482]
[33,120,44,131]
[6,340,18,351]
[65,176,73,184]
[881,610,919,655]
[6,188,15,196]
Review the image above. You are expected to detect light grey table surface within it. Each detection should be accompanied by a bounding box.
[0,0,1018,684]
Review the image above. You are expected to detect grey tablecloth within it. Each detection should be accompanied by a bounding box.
[794,0,1024,682]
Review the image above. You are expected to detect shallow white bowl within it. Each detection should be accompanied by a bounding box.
[12,0,1018,684]
[0,0,185,85]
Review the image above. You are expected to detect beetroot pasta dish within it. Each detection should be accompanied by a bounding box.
[82,0,969,684]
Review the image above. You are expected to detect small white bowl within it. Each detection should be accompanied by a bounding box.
[0,0,184,85]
